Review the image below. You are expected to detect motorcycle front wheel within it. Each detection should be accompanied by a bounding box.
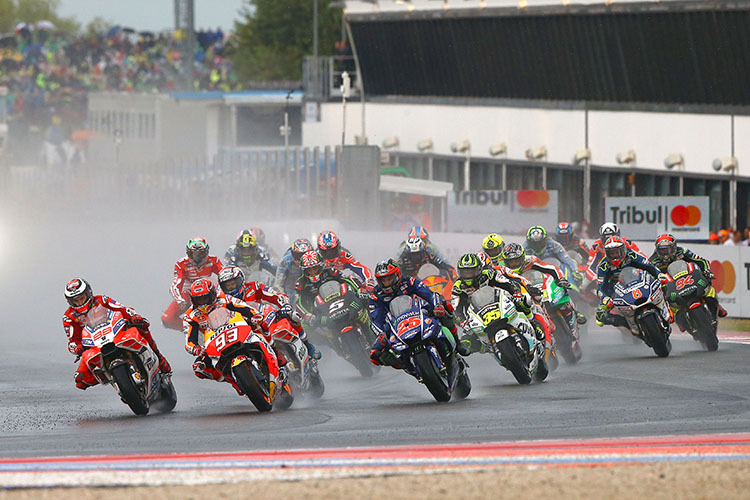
[639,313,672,358]
[111,363,149,416]
[233,359,273,412]
[341,328,374,378]
[689,305,719,352]
[413,349,451,402]
[496,336,532,385]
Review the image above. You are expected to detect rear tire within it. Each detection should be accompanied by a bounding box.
[233,359,273,412]
[413,349,451,402]
[496,337,532,385]
[111,364,149,416]
[639,313,671,358]
[690,305,719,352]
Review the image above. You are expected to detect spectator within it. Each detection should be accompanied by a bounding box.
[723,230,748,246]
[708,232,720,245]
[718,229,730,244]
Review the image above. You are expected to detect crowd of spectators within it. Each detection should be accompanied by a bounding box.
[0,23,239,165]
[709,228,750,246]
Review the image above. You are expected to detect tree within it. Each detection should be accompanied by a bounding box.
[231,0,342,82]
[11,0,80,34]
[0,0,15,33]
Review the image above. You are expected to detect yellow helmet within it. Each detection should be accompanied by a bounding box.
[481,233,505,264]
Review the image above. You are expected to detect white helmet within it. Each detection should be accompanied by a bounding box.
[599,222,620,239]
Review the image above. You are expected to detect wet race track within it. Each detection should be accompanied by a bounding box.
[1,217,749,459]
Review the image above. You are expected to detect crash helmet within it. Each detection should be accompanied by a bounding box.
[481,233,505,263]
[457,253,482,289]
[374,258,402,294]
[218,266,245,298]
[186,237,209,265]
[503,243,526,273]
[317,230,341,261]
[190,278,218,314]
[290,238,313,264]
[476,251,493,270]
[301,250,325,283]
[249,226,266,246]
[599,222,620,240]
[555,222,575,247]
[526,226,549,254]
[235,229,258,261]
[655,233,677,261]
[604,236,627,267]
[65,278,94,314]
[408,226,430,242]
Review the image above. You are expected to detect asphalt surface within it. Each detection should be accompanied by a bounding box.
[1,215,749,458]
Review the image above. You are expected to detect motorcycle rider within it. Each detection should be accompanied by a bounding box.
[224,229,277,278]
[554,222,590,263]
[524,226,582,285]
[370,258,466,367]
[595,236,666,328]
[451,253,538,355]
[64,278,171,390]
[648,233,727,320]
[481,233,506,267]
[161,237,223,331]
[397,226,450,263]
[503,242,586,328]
[218,265,320,359]
[249,226,279,260]
[586,222,641,281]
[317,230,374,286]
[396,236,457,280]
[273,238,313,298]
[183,278,275,396]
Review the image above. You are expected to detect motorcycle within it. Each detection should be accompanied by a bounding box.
[465,286,548,384]
[385,295,471,402]
[203,307,293,412]
[611,267,673,357]
[665,260,719,351]
[417,263,455,301]
[81,305,177,416]
[256,303,325,398]
[522,266,582,365]
[310,279,377,377]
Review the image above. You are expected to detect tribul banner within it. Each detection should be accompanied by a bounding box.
[604,196,710,240]
[446,190,558,233]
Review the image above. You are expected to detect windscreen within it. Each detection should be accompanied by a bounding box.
[667,260,689,277]
[319,281,342,301]
[469,286,498,310]
[524,269,546,286]
[417,263,440,280]
[618,267,643,285]
[85,305,109,329]
[207,307,231,331]
[389,295,414,318]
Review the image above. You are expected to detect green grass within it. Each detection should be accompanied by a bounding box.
[719,318,750,332]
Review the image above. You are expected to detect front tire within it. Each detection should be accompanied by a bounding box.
[639,313,671,358]
[233,359,273,412]
[111,363,149,416]
[453,364,471,400]
[551,314,581,365]
[689,305,719,352]
[496,336,532,385]
[413,349,451,402]
[308,366,325,399]
[153,375,177,413]
[341,329,374,378]
[533,355,549,382]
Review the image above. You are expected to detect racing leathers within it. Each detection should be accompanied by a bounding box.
[451,269,535,354]
[396,244,456,280]
[65,296,171,390]
[512,256,581,331]
[523,239,581,285]
[596,251,663,327]
[648,246,725,322]
[224,244,277,277]
[183,292,266,395]
[274,248,305,299]
[162,255,223,330]
[321,247,374,286]
[369,276,458,366]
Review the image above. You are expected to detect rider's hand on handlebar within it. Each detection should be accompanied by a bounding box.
[658,273,671,284]
[277,303,293,318]
[185,343,203,356]
[555,278,571,289]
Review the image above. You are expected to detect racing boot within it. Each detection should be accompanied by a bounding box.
[576,312,587,325]
[304,339,322,360]
[151,346,172,374]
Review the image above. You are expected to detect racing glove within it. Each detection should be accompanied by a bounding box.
[433,303,448,317]
[527,284,543,299]
[127,314,150,331]
[378,350,398,367]
[658,273,671,285]
[357,287,372,300]
[277,303,293,319]
[572,271,583,285]
[68,341,84,356]
[555,278,571,289]
[185,342,203,356]
[704,270,715,281]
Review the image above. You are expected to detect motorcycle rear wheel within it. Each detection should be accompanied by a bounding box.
[639,313,672,358]
[689,305,719,352]
[496,337,532,385]
[413,349,451,402]
[111,364,149,416]
[233,360,273,412]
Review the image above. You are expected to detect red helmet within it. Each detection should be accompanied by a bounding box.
[604,236,627,267]
[65,278,93,314]
[186,237,209,265]
[301,250,325,283]
[375,259,401,293]
[317,230,341,261]
[190,278,218,313]
[655,233,677,260]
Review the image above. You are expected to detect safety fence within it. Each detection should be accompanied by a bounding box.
[4,146,340,222]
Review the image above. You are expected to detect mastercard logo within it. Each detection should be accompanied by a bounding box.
[670,205,701,226]
[710,260,735,294]
[516,190,550,208]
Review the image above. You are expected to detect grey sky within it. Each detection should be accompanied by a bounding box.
[59,0,248,32]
